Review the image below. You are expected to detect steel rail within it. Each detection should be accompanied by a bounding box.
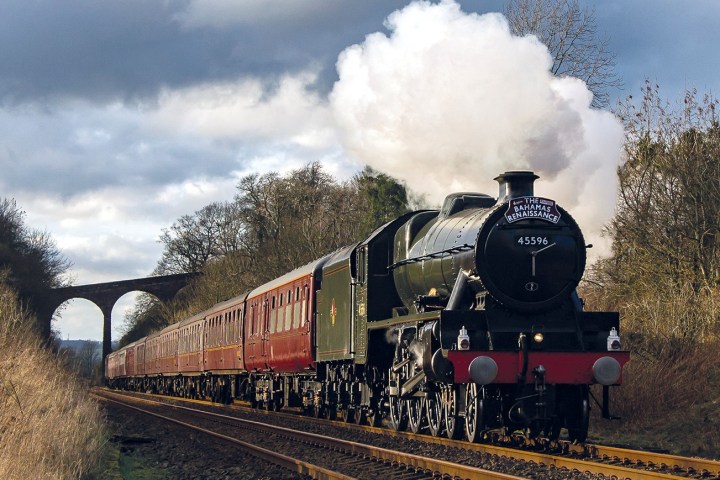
[97,390,526,480]
[365,426,707,480]
[582,443,720,478]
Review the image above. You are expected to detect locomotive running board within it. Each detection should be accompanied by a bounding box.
[368,311,441,330]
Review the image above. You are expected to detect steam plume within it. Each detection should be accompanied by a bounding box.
[330,1,623,255]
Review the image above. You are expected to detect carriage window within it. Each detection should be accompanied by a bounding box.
[293,302,301,329]
[301,285,308,327]
[258,306,262,334]
[240,309,243,338]
[250,304,256,335]
[284,303,292,331]
[270,307,278,333]
[233,312,237,342]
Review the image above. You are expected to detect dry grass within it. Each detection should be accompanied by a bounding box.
[0,283,106,479]
[585,278,720,458]
[592,343,720,459]
[611,340,719,419]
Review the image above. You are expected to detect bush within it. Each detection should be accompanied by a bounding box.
[0,281,106,479]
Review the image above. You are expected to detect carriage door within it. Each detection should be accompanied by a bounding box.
[261,298,270,360]
[247,303,257,365]
[237,306,244,367]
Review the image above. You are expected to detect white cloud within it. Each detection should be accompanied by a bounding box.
[151,71,338,150]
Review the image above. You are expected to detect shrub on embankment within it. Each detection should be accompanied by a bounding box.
[0,281,106,479]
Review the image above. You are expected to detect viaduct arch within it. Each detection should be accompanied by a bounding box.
[39,273,200,360]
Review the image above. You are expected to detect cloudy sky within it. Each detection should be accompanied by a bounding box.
[2,0,717,341]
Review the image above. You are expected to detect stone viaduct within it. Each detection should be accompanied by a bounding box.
[39,272,200,360]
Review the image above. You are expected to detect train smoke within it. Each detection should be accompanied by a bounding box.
[330,1,623,255]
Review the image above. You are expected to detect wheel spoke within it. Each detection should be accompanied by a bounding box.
[465,383,486,443]
[389,370,408,431]
[443,385,463,440]
[426,390,445,437]
[408,397,425,434]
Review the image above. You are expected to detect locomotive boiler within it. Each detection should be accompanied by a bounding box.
[106,170,629,444]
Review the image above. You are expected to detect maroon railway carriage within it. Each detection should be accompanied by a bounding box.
[105,349,125,384]
[176,312,205,374]
[132,340,145,377]
[143,329,162,376]
[159,322,179,375]
[204,296,246,373]
[238,258,332,410]
[200,295,248,402]
[243,262,320,374]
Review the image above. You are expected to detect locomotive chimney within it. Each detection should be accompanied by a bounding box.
[495,171,539,202]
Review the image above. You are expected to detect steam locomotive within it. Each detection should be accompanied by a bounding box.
[106,171,629,443]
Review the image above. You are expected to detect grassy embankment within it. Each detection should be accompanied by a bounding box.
[0,282,106,479]
[587,286,720,459]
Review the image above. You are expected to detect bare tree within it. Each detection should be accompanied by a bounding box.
[155,201,246,275]
[608,84,720,291]
[586,84,720,347]
[0,198,71,335]
[505,0,621,108]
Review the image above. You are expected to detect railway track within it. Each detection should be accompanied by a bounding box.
[365,419,720,480]
[96,389,720,480]
[96,389,525,480]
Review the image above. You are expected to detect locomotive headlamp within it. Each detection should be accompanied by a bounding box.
[457,326,470,351]
[607,327,621,351]
[533,332,544,343]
